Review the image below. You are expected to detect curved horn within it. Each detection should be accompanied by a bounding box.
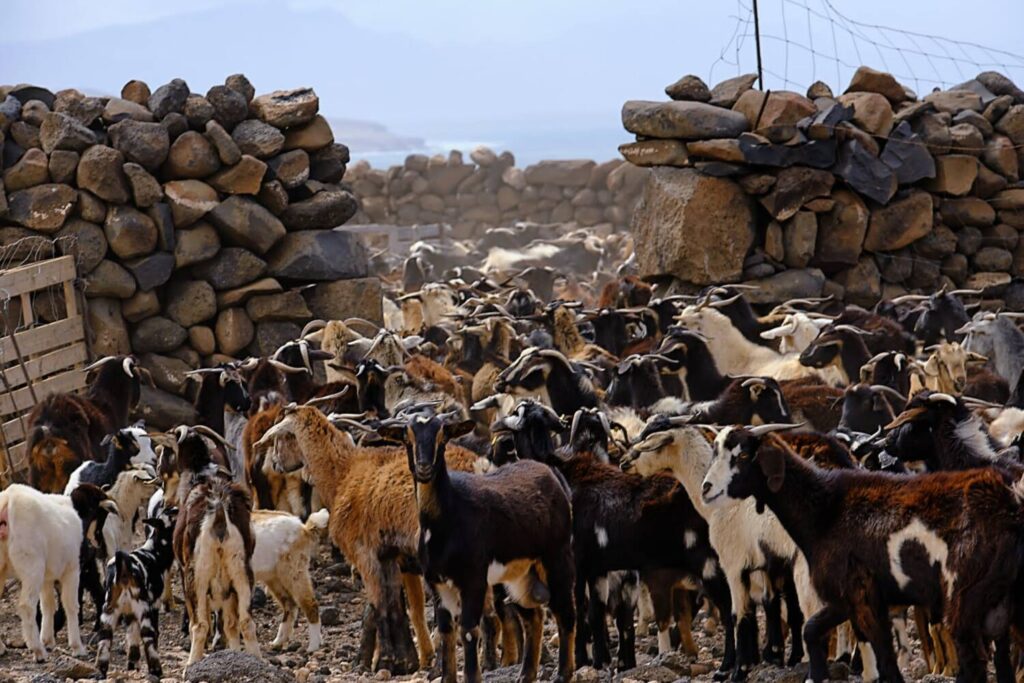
[948,289,984,297]
[173,425,189,444]
[869,385,908,404]
[191,425,236,451]
[84,356,118,372]
[747,423,804,437]
[832,324,870,335]
[344,318,382,335]
[300,319,327,338]
[927,392,958,405]
[304,387,352,407]
[267,359,311,375]
[740,377,768,388]
[889,294,930,305]
[708,293,743,308]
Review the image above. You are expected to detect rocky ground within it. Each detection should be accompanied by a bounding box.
[0,542,949,683]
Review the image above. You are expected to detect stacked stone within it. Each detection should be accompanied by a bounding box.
[621,67,1024,308]
[345,148,647,238]
[0,76,378,420]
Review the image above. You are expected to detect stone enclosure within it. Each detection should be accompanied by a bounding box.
[0,76,376,424]
[621,67,1024,307]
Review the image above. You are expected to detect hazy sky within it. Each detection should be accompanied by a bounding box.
[4,1,1023,162]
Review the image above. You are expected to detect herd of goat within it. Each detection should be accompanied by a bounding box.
[6,234,1024,683]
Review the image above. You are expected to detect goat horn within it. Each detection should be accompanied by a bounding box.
[889,294,930,304]
[999,312,1024,319]
[948,289,984,296]
[267,359,311,375]
[191,425,236,450]
[327,416,376,432]
[300,319,327,338]
[962,396,1002,409]
[747,423,804,437]
[84,356,118,372]
[173,425,189,444]
[304,387,352,407]
[237,357,260,370]
[927,392,958,405]
[299,341,312,371]
[832,324,870,335]
[344,318,381,335]
[708,293,744,308]
[864,352,891,366]
[666,414,696,425]
[740,377,768,388]
[869,385,908,404]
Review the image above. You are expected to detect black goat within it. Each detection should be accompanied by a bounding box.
[380,410,577,683]
[799,325,873,386]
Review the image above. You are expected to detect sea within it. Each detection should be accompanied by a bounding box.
[348,124,628,169]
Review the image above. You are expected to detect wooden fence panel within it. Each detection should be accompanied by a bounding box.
[0,256,87,484]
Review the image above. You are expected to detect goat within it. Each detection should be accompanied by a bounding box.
[173,474,259,665]
[252,508,330,652]
[492,399,737,678]
[916,342,989,396]
[64,424,155,494]
[495,347,600,417]
[760,312,833,354]
[911,289,976,347]
[623,425,808,679]
[379,409,577,683]
[960,312,1024,393]
[0,483,116,661]
[255,404,484,674]
[27,356,147,493]
[703,424,1024,683]
[95,503,178,678]
[799,325,873,386]
[101,466,162,557]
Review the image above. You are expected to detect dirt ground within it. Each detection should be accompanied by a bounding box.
[0,542,946,683]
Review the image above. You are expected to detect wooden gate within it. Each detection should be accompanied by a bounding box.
[0,255,87,485]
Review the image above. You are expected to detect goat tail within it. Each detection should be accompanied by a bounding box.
[305,508,330,535]
[113,550,133,581]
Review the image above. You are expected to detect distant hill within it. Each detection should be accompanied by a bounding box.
[328,118,424,153]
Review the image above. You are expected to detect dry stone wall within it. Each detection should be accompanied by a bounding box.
[622,67,1024,308]
[0,76,380,422]
[344,149,648,238]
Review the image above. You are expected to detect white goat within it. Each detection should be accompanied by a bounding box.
[760,312,832,354]
[0,484,104,661]
[102,465,162,556]
[252,508,330,651]
[675,306,842,384]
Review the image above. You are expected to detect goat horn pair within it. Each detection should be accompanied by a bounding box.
[832,324,870,335]
[708,293,744,308]
[304,387,351,407]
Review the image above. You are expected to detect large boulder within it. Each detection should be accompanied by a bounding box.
[245,291,312,322]
[665,74,712,102]
[87,298,131,356]
[280,189,358,230]
[836,92,894,136]
[131,316,187,353]
[250,88,319,129]
[148,79,189,118]
[166,131,221,179]
[621,100,749,140]
[864,191,934,252]
[733,90,815,142]
[123,251,174,291]
[3,148,49,191]
[814,189,869,267]
[845,66,908,104]
[630,168,756,285]
[283,115,334,151]
[56,218,107,273]
[163,179,218,228]
[304,277,384,325]
[6,183,77,232]
[136,385,197,430]
[266,230,368,281]
[76,145,130,203]
[215,308,255,356]
[709,74,758,107]
[924,155,979,196]
[208,196,286,253]
[205,85,249,130]
[174,222,221,267]
[191,247,267,290]
[165,280,217,327]
[39,112,97,153]
[209,155,267,195]
[759,166,834,221]
[107,119,170,171]
[232,119,285,159]
[523,160,596,187]
[83,260,136,299]
[740,268,826,303]
[104,205,157,259]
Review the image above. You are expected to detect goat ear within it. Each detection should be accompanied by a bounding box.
[377,425,407,444]
[443,419,476,441]
[755,444,786,493]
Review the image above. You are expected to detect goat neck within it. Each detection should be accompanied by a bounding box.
[280,407,356,504]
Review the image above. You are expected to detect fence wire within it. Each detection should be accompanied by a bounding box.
[710,0,1024,95]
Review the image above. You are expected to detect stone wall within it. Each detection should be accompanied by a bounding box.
[344,149,648,238]
[622,67,1024,307]
[0,76,379,420]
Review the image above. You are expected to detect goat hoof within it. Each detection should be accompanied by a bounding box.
[713,670,730,682]
[787,654,803,667]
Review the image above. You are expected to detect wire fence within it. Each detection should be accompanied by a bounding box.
[710,0,1024,96]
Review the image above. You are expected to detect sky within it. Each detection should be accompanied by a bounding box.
[4,0,1023,164]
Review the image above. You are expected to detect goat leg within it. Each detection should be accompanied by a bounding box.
[493,584,522,666]
[762,590,786,666]
[356,603,378,671]
[513,605,542,683]
[803,604,849,683]
[481,600,500,671]
[587,578,612,668]
[573,575,591,667]
[613,591,637,671]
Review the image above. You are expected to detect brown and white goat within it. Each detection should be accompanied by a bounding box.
[703,425,1024,683]
[255,404,484,674]
[173,475,259,665]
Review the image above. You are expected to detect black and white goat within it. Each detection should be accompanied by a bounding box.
[95,504,178,677]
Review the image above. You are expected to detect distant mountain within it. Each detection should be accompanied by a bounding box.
[328,118,424,153]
